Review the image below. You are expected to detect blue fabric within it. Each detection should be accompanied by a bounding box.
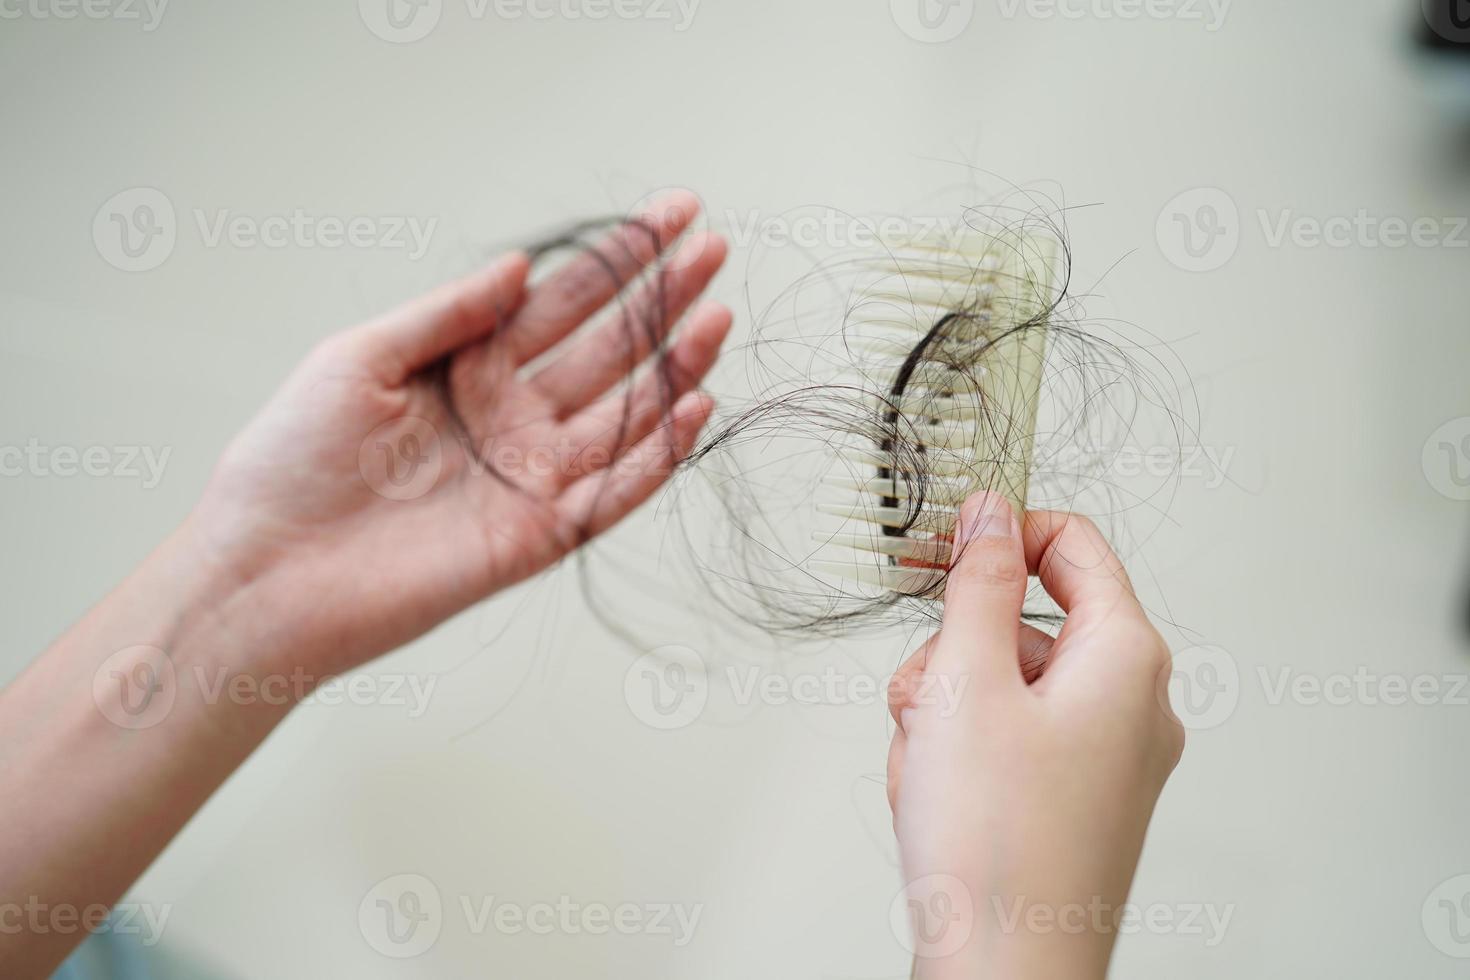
[52,919,227,980]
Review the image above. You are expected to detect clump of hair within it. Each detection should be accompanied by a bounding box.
[479,192,1190,646]
[665,201,1184,637]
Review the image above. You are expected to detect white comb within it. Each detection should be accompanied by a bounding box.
[808,229,1057,598]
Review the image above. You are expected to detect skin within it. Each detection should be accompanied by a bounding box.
[887,492,1186,979]
[0,191,730,978]
[0,189,1181,979]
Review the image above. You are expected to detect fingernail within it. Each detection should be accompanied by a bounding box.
[957,492,1016,546]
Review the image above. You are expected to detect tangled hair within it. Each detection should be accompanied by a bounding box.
[497,192,1189,645]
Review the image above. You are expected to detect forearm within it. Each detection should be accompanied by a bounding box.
[915,931,1113,980]
[0,520,293,977]
[912,894,1116,980]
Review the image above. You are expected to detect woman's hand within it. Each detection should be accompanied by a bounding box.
[886,492,1185,980]
[0,192,728,978]
[191,191,729,678]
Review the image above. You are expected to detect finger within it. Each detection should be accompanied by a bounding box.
[502,191,703,365]
[888,633,939,730]
[886,729,907,815]
[1022,511,1160,685]
[889,624,1050,725]
[930,491,1028,693]
[528,233,727,418]
[555,392,713,539]
[1022,511,1141,621]
[354,251,530,382]
[1018,624,1055,685]
[557,302,731,479]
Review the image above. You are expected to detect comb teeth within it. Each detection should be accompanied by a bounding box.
[812,532,952,564]
[816,502,958,535]
[808,560,947,594]
[822,473,974,505]
[810,230,1056,599]
[834,446,984,479]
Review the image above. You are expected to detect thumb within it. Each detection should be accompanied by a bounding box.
[355,250,531,381]
[931,491,1028,694]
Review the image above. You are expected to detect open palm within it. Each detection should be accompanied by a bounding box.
[192,194,729,676]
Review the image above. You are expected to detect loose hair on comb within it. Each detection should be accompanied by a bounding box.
[462,192,1190,645]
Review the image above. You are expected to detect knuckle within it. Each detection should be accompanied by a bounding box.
[1065,514,1101,539]
[955,544,1027,590]
[306,333,358,369]
[1103,614,1167,664]
[1157,717,1187,772]
[1048,515,1103,558]
[554,259,614,308]
[886,673,910,711]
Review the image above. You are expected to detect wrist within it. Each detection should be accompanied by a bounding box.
[85,517,307,733]
[908,886,1116,980]
[0,517,302,977]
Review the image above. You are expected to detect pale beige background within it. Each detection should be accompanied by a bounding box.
[4,0,1470,976]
